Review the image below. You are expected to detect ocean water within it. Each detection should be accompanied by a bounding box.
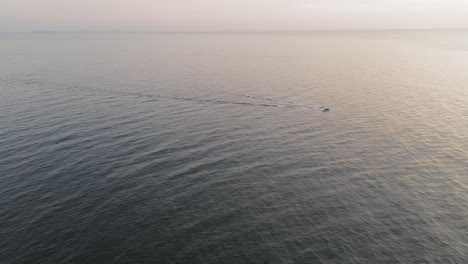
[0,31,467,264]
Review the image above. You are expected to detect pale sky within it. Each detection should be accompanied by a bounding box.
[1,0,468,31]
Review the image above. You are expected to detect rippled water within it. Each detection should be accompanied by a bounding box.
[0,31,467,264]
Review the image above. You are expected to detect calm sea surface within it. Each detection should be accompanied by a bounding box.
[0,31,467,264]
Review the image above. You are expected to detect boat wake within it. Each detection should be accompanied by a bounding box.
[16,78,328,111]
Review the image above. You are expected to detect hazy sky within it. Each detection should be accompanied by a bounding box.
[1,0,468,31]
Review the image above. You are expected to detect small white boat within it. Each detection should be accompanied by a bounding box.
[320,105,330,112]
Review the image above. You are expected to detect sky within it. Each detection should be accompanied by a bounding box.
[1,0,468,31]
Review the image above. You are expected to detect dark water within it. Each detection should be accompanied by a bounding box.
[0,31,467,264]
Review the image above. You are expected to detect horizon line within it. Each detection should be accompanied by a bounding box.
[1,28,468,34]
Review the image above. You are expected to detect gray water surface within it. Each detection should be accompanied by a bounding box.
[0,31,467,264]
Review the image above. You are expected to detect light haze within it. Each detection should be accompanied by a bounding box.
[1,0,468,31]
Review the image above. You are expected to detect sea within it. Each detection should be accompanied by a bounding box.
[0,31,467,264]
